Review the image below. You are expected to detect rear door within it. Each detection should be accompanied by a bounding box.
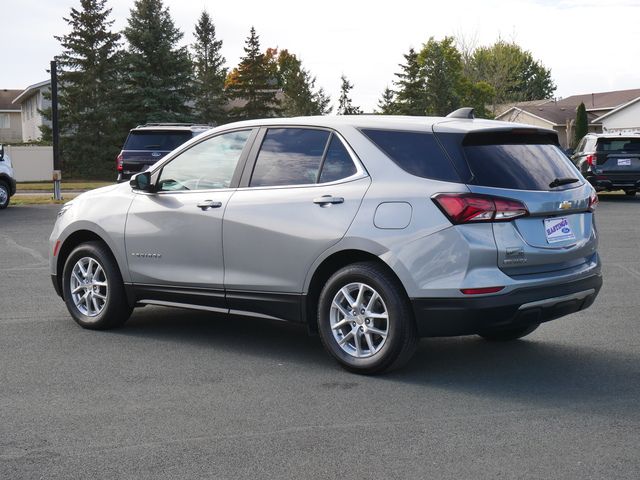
[436,128,597,276]
[222,127,370,320]
[122,130,194,177]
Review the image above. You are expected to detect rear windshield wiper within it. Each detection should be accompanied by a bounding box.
[549,177,579,188]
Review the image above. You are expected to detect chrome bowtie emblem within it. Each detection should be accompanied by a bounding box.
[558,200,572,210]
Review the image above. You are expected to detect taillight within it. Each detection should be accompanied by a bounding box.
[432,193,529,224]
[116,152,123,172]
[588,192,599,211]
[585,153,597,166]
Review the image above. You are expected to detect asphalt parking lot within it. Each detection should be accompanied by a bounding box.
[1,196,639,479]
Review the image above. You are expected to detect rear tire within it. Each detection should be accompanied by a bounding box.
[0,181,9,209]
[62,241,132,330]
[317,261,417,374]
[478,323,539,341]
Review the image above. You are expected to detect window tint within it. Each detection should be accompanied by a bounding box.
[251,128,330,187]
[361,129,460,182]
[319,135,357,183]
[597,138,640,152]
[464,142,582,191]
[158,130,251,191]
[125,131,194,151]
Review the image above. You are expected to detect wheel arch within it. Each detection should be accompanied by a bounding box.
[303,248,410,334]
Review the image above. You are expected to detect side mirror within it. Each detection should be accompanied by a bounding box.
[130,171,154,192]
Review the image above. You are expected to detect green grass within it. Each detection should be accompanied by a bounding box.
[10,193,81,206]
[17,181,113,191]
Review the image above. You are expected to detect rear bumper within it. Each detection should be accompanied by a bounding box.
[586,174,640,191]
[412,273,602,337]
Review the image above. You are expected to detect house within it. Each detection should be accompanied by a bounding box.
[495,88,640,147]
[0,89,24,143]
[12,79,51,142]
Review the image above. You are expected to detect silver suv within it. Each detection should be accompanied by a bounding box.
[0,145,17,209]
[49,112,602,373]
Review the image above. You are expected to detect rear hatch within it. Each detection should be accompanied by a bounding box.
[121,130,195,175]
[594,137,640,186]
[434,126,598,277]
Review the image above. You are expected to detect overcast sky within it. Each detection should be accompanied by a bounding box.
[2,0,640,112]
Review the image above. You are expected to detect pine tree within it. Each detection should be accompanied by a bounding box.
[419,37,465,116]
[52,0,122,178]
[394,48,425,115]
[276,50,331,116]
[336,75,362,115]
[192,10,227,125]
[122,0,193,125]
[376,87,397,114]
[226,27,280,120]
[574,102,588,147]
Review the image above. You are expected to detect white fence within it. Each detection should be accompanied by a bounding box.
[5,145,53,182]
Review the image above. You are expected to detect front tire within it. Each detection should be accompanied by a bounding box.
[478,323,539,341]
[0,181,9,209]
[317,262,417,374]
[62,241,132,330]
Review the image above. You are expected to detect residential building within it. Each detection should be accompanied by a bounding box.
[0,89,23,143]
[12,80,51,142]
[495,88,640,147]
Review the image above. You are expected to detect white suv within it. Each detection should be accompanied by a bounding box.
[0,145,17,209]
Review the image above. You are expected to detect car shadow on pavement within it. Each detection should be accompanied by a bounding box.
[392,336,640,404]
[114,306,639,405]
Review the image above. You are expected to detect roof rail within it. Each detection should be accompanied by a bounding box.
[446,107,475,119]
[136,123,212,128]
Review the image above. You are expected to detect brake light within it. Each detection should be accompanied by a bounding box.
[588,192,599,211]
[586,153,597,166]
[116,152,123,172]
[432,193,529,224]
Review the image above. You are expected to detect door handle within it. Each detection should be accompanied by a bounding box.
[197,200,223,210]
[313,195,344,206]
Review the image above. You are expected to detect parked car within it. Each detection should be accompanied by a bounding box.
[572,133,640,195]
[50,111,602,374]
[116,123,211,182]
[0,145,17,209]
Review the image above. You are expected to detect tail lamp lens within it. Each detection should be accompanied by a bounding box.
[116,153,124,172]
[433,193,528,224]
[588,192,599,211]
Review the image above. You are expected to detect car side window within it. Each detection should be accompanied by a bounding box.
[250,128,331,187]
[318,135,357,183]
[157,130,251,192]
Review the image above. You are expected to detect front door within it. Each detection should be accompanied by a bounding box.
[125,129,254,310]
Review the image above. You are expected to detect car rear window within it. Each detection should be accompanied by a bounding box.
[124,131,193,151]
[361,129,460,182]
[596,138,640,152]
[462,132,581,191]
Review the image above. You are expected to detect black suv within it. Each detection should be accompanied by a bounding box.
[116,123,211,182]
[572,133,640,196]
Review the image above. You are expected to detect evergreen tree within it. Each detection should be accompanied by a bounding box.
[376,87,397,114]
[51,0,122,178]
[276,49,331,116]
[574,102,588,147]
[226,27,280,120]
[336,75,362,115]
[192,10,227,125]
[394,48,425,115]
[419,37,465,116]
[122,0,193,125]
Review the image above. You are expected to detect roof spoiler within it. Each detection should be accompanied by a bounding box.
[446,107,475,119]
